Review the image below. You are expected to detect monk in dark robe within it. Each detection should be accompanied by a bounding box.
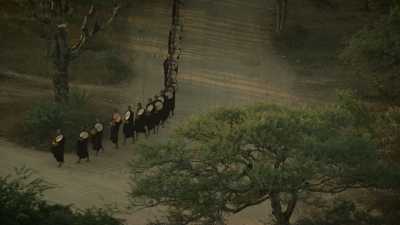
[123,105,135,144]
[134,102,147,138]
[166,86,176,117]
[90,127,99,155]
[146,98,156,135]
[77,129,90,163]
[92,119,104,154]
[163,57,171,88]
[51,129,65,168]
[153,94,164,132]
[158,90,169,126]
[110,109,122,149]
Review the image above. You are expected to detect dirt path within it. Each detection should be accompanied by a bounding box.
[0,0,345,224]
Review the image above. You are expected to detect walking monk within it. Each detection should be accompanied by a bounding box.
[123,105,135,144]
[134,102,147,138]
[77,128,90,163]
[110,109,122,149]
[91,119,104,155]
[51,129,65,168]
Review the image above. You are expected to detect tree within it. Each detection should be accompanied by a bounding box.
[128,102,399,225]
[0,167,123,225]
[14,0,120,103]
[341,2,400,104]
[275,0,288,35]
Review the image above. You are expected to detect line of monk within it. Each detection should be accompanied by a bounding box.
[50,119,104,167]
[49,87,176,167]
[50,0,181,167]
[110,86,176,149]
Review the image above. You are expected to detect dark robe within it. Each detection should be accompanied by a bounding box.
[163,58,170,88]
[153,99,164,127]
[145,103,156,131]
[135,108,146,133]
[77,138,89,159]
[51,137,65,163]
[160,94,170,123]
[91,130,103,152]
[166,89,176,117]
[110,121,121,144]
[123,110,134,138]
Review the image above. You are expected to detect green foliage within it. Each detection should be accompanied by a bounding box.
[129,102,398,225]
[341,4,400,103]
[0,167,123,225]
[297,200,383,225]
[24,102,66,147]
[24,89,101,150]
[374,106,400,162]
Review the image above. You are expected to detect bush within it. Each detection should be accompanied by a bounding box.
[296,199,385,225]
[24,89,105,151]
[0,167,124,225]
[340,4,400,104]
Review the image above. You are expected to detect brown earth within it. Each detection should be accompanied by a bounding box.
[0,0,361,224]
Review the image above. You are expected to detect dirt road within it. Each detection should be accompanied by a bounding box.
[0,0,345,224]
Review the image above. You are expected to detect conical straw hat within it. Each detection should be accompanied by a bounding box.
[137,108,145,116]
[125,111,131,120]
[80,131,89,139]
[95,123,103,132]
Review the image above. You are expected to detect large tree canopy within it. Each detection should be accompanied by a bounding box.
[129,101,399,225]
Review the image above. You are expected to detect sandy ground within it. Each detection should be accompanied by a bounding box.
[0,0,347,224]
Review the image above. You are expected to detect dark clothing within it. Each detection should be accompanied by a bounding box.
[163,58,170,88]
[135,108,146,133]
[51,137,65,163]
[153,99,163,126]
[91,131,103,152]
[166,90,176,117]
[123,110,135,138]
[160,95,169,123]
[146,103,156,131]
[110,122,121,144]
[77,138,89,159]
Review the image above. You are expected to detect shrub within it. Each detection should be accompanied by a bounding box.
[24,89,105,151]
[340,4,400,104]
[296,199,385,225]
[24,102,66,148]
[0,167,124,225]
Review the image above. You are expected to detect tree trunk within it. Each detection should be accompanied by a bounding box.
[270,192,290,225]
[53,63,69,103]
[275,0,288,35]
[281,0,288,32]
[270,192,297,225]
[275,0,282,34]
[364,0,370,11]
[52,26,71,103]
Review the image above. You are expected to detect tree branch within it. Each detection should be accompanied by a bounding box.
[70,1,120,59]
[224,195,270,214]
[283,192,297,219]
